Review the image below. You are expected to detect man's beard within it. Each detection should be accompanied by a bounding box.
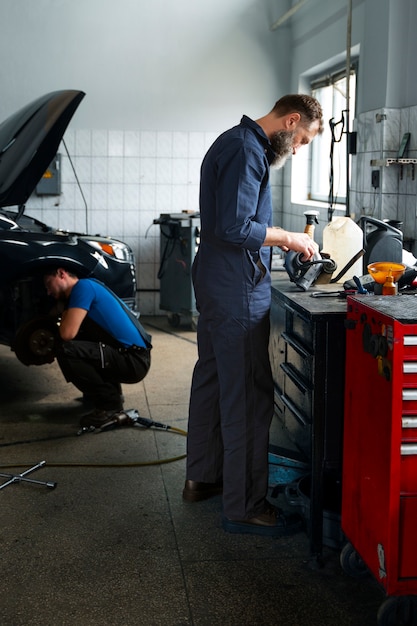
[270,130,295,169]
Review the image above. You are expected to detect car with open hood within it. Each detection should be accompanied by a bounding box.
[0,90,137,365]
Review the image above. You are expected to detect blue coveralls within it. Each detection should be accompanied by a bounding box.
[186,116,276,521]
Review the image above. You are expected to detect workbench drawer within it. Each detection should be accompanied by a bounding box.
[280,363,313,422]
[282,332,313,383]
[286,307,313,352]
[280,392,311,456]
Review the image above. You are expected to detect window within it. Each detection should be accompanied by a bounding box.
[310,66,357,206]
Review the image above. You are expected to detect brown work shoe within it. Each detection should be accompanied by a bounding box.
[222,505,303,536]
[182,479,223,502]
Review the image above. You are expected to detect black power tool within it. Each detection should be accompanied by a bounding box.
[284,210,337,291]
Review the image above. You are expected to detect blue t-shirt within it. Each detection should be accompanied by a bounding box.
[68,279,146,348]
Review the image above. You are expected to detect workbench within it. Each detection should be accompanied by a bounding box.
[269,275,347,558]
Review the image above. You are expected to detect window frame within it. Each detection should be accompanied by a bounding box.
[309,62,358,206]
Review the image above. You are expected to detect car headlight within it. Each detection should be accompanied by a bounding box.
[85,239,134,262]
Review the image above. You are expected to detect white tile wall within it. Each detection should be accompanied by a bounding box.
[26,129,207,315]
[352,105,417,254]
[28,110,417,317]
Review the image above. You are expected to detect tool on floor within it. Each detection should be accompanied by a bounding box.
[0,460,57,490]
[77,408,171,435]
[1,410,187,470]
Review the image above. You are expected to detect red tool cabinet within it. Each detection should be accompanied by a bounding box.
[342,294,417,624]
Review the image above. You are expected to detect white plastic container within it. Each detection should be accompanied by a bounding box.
[322,216,363,283]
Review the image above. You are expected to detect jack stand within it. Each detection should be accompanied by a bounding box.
[77,409,171,435]
[0,461,57,491]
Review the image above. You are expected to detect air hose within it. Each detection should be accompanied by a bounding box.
[0,417,187,469]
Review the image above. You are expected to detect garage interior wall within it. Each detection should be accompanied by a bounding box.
[283,0,417,253]
[1,0,417,313]
[0,0,289,315]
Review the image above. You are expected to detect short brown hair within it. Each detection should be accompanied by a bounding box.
[272,94,323,134]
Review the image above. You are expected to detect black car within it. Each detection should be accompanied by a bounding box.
[0,90,137,365]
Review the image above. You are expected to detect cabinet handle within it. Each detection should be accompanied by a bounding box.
[401,444,417,456]
[402,417,417,428]
[404,362,417,374]
[403,390,417,401]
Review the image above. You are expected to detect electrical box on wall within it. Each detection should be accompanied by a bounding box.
[36,153,61,196]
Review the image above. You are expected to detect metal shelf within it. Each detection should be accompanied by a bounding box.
[370,158,416,180]
[370,158,417,166]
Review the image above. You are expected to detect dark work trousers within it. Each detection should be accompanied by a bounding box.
[56,340,150,411]
[187,254,274,521]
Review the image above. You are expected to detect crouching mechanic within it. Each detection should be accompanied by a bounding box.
[43,267,152,429]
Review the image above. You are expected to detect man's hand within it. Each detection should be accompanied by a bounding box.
[264,227,318,260]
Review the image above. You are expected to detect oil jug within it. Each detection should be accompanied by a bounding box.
[322,216,363,282]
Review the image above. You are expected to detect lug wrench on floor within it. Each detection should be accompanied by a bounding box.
[0,460,57,490]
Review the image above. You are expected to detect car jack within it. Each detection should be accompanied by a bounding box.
[77,409,171,435]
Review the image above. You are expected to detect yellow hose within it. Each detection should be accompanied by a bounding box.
[0,426,188,469]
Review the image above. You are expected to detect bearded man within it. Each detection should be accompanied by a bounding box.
[182,94,323,536]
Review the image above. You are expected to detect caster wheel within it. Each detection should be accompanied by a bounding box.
[340,542,369,578]
[377,596,417,626]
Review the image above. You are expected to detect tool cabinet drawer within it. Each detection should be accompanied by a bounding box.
[282,331,313,383]
[280,363,313,421]
[403,335,417,359]
[285,305,313,352]
[402,362,417,395]
[400,445,417,494]
[402,415,417,441]
[402,389,417,412]
[280,393,311,456]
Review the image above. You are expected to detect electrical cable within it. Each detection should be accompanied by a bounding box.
[62,138,89,233]
[157,222,183,280]
[328,114,345,222]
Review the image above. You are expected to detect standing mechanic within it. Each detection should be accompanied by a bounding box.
[182,94,323,536]
[44,267,151,428]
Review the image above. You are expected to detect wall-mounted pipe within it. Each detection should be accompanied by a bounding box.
[270,0,309,31]
[345,0,352,217]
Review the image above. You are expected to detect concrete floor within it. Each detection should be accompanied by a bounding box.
[0,316,384,626]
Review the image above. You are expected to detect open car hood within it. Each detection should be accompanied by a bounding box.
[0,90,85,208]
